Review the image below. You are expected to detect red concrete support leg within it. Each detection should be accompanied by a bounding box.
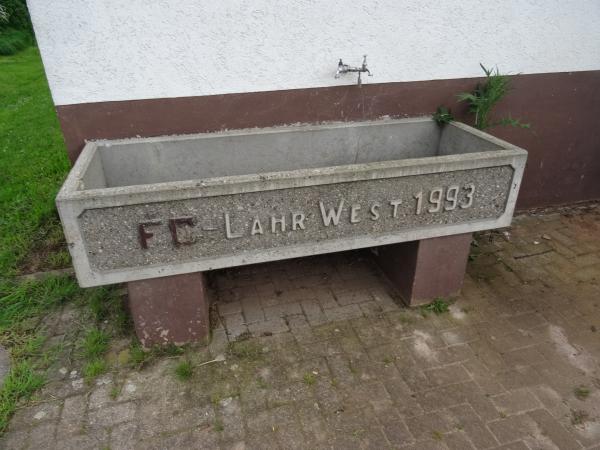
[374,233,472,306]
[127,272,210,347]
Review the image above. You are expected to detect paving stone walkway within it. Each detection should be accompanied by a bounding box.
[1,202,599,449]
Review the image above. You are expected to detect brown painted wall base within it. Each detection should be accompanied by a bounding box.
[127,272,210,347]
[374,234,473,306]
[56,70,600,209]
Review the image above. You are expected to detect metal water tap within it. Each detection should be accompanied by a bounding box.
[335,55,373,86]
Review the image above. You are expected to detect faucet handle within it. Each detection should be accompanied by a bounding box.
[361,55,373,76]
[335,58,347,78]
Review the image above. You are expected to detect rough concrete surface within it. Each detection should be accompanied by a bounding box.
[80,166,512,272]
[57,119,526,286]
[2,202,599,449]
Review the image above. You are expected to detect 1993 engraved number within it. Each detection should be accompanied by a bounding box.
[136,183,481,249]
[414,184,475,215]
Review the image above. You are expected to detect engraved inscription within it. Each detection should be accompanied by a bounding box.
[79,166,514,272]
[138,184,479,248]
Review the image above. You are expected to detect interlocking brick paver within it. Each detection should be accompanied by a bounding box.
[109,422,138,450]
[487,413,540,444]
[424,363,472,386]
[491,388,543,415]
[322,304,362,322]
[88,402,136,428]
[527,408,583,450]
[3,203,600,449]
[447,404,498,449]
[27,422,57,449]
[57,394,87,435]
[248,317,289,335]
[405,411,455,440]
[263,302,302,320]
[241,297,265,324]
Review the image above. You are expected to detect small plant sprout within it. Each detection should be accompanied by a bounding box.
[256,377,268,389]
[352,428,366,439]
[457,64,530,130]
[110,385,121,400]
[432,106,454,125]
[571,409,589,426]
[210,392,223,405]
[83,359,108,382]
[574,385,590,400]
[423,298,450,315]
[81,328,110,360]
[129,342,149,367]
[303,372,317,385]
[175,360,193,381]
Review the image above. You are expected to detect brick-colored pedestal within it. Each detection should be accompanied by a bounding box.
[127,272,210,347]
[374,233,472,306]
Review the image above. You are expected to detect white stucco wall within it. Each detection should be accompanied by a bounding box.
[28,0,600,106]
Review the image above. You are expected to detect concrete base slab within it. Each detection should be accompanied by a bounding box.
[127,272,210,347]
[374,233,472,306]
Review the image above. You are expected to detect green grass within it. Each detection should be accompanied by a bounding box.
[78,328,112,384]
[154,344,185,357]
[0,29,31,56]
[0,47,127,434]
[81,328,110,360]
[175,360,194,381]
[87,286,129,333]
[0,362,44,431]
[227,340,263,360]
[83,358,108,382]
[0,276,78,332]
[0,47,70,276]
[0,275,81,433]
[129,342,150,367]
[0,279,124,420]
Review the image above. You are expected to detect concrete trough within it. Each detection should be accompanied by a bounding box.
[57,117,527,287]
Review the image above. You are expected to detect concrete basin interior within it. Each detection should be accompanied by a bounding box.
[80,118,503,190]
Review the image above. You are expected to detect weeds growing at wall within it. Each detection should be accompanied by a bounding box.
[432,106,454,125]
[457,64,530,130]
[434,64,530,130]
